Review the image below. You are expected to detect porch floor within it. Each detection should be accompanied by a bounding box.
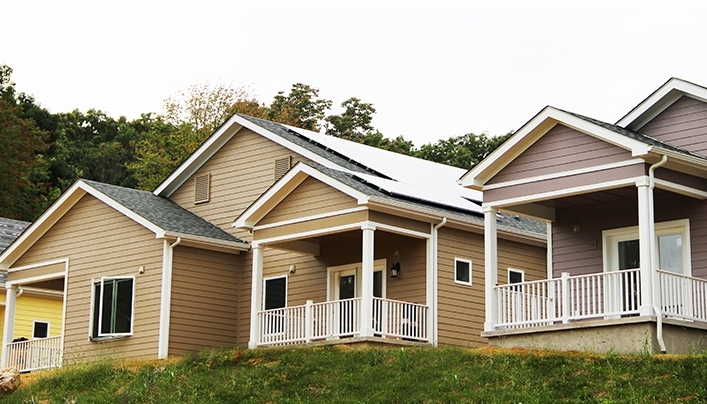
[259,336,432,349]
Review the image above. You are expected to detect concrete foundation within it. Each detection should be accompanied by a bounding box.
[483,316,707,354]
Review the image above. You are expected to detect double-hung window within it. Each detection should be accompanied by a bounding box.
[91,277,135,339]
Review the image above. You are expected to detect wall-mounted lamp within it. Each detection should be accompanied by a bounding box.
[573,222,582,232]
[390,262,401,278]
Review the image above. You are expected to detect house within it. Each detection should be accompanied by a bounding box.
[0,217,63,370]
[462,78,707,354]
[0,113,546,370]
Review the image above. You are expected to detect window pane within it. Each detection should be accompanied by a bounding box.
[618,240,640,270]
[265,277,287,310]
[509,271,523,284]
[114,278,134,333]
[100,280,115,334]
[33,322,48,339]
[92,283,101,338]
[456,260,470,283]
[659,234,683,274]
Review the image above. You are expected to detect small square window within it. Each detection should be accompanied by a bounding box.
[455,258,472,286]
[33,321,49,339]
[509,269,524,284]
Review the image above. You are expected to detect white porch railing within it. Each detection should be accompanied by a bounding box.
[5,336,62,372]
[658,269,707,324]
[256,297,429,347]
[496,269,642,329]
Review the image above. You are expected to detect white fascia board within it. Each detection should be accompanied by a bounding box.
[81,182,165,238]
[161,231,250,252]
[617,78,707,130]
[153,117,243,197]
[461,107,651,189]
[234,163,370,230]
[0,182,87,269]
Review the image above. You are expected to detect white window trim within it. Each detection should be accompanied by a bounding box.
[508,268,525,284]
[602,219,691,276]
[32,320,50,339]
[89,276,136,340]
[454,258,472,286]
[326,259,387,301]
[262,275,288,310]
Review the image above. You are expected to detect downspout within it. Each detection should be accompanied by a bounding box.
[649,155,668,354]
[158,237,181,359]
[430,217,447,346]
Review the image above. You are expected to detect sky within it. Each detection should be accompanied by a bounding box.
[3,5,707,147]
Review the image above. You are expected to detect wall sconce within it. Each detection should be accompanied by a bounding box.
[390,262,401,278]
[573,222,582,232]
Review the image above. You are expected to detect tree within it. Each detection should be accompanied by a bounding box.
[268,83,332,131]
[0,65,51,221]
[414,132,512,169]
[325,97,377,142]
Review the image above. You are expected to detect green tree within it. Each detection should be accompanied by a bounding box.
[325,97,376,142]
[268,83,332,131]
[0,65,51,221]
[414,132,512,169]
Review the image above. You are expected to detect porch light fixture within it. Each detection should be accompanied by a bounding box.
[390,262,401,278]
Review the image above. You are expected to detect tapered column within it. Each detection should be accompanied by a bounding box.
[637,180,653,315]
[484,206,499,332]
[1,285,18,367]
[248,244,264,349]
[360,224,375,337]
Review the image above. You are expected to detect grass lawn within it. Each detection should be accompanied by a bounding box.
[3,346,706,403]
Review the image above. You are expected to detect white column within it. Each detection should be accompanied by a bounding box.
[426,227,436,345]
[248,244,264,349]
[360,224,375,337]
[1,285,18,368]
[484,206,499,332]
[637,180,653,315]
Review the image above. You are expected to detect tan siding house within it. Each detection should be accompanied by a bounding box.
[0,112,547,369]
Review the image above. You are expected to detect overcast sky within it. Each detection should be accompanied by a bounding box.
[3,5,707,146]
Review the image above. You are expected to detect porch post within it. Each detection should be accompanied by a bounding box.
[484,206,498,332]
[248,244,264,349]
[360,223,375,338]
[637,180,654,315]
[1,285,18,368]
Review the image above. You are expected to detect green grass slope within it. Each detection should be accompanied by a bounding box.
[4,347,707,403]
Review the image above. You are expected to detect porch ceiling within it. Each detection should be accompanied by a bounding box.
[535,186,639,210]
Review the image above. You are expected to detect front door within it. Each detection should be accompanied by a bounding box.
[328,260,387,336]
[337,272,356,335]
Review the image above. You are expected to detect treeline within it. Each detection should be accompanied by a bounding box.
[0,64,511,222]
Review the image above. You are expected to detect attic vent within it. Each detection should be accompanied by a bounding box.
[274,156,291,181]
[194,174,211,204]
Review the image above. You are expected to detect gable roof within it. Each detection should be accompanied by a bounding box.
[0,217,30,255]
[236,162,546,240]
[616,77,707,131]
[460,105,707,190]
[0,180,248,268]
[153,113,484,208]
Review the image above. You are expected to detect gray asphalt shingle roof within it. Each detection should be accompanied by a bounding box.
[83,180,244,243]
[0,217,30,255]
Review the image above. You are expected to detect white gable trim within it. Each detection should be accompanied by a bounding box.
[154,114,368,197]
[234,163,370,230]
[462,107,657,190]
[617,78,707,131]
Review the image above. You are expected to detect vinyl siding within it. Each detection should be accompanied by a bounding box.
[169,246,241,355]
[257,176,358,226]
[640,96,707,157]
[169,128,310,241]
[12,294,64,340]
[12,195,164,363]
[437,227,546,347]
[488,124,631,185]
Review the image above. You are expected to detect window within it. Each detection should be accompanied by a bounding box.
[91,277,135,339]
[454,258,472,285]
[194,173,210,204]
[508,268,524,284]
[33,321,49,339]
[264,276,287,310]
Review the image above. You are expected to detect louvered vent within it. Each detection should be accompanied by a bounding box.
[194,174,210,204]
[274,156,291,181]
